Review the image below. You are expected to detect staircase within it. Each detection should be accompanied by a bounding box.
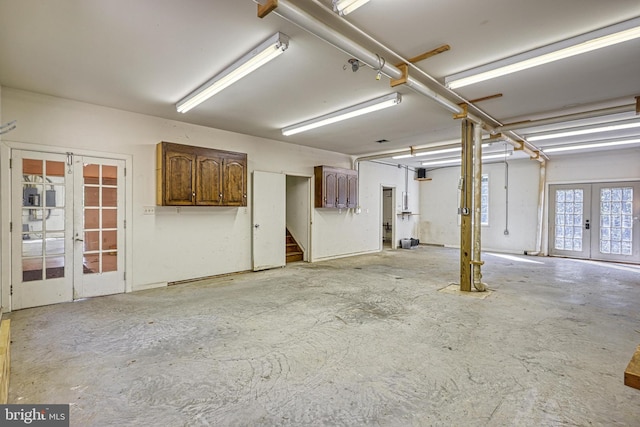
[286,229,304,263]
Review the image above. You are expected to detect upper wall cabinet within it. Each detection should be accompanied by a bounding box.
[314,165,358,209]
[156,142,247,206]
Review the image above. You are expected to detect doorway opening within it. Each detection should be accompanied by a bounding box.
[252,172,311,271]
[382,186,395,249]
[286,175,310,262]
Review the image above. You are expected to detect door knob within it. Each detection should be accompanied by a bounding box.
[254,224,260,228]
[585,219,590,230]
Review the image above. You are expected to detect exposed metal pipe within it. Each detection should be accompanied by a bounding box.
[307,0,505,128]
[504,146,510,236]
[472,124,487,292]
[270,1,465,116]
[495,103,637,133]
[526,160,547,256]
[259,1,556,162]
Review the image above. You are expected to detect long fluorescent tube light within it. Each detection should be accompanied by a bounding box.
[333,0,370,15]
[445,17,640,89]
[527,120,640,141]
[177,32,289,113]
[282,92,401,136]
[541,138,640,153]
[421,152,512,166]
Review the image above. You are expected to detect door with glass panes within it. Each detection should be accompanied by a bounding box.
[11,150,125,310]
[549,182,640,263]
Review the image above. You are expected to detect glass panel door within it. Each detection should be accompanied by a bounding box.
[11,151,126,310]
[549,184,591,259]
[11,151,73,309]
[549,182,640,263]
[74,157,125,298]
[591,182,640,263]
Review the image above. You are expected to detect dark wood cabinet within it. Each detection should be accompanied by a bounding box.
[314,166,358,209]
[157,142,247,206]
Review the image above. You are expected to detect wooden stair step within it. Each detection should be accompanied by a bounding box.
[285,228,303,263]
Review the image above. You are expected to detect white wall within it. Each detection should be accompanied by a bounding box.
[418,148,640,255]
[546,148,640,183]
[418,159,541,253]
[0,88,393,292]
[356,161,420,250]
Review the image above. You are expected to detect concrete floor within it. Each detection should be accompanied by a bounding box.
[7,246,640,426]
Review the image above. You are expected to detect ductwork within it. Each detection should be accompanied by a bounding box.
[263,0,466,117]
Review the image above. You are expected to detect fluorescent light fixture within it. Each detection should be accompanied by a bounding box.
[527,120,640,141]
[176,32,289,113]
[445,17,640,89]
[282,92,401,136]
[421,152,511,166]
[333,0,370,15]
[541,138,640,153]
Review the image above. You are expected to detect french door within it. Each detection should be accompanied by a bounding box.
[549,182,640,263]
[11,150,126,310]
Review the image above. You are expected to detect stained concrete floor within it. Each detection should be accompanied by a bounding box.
[7,246,640,426]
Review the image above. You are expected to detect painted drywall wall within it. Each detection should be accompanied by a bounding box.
[546,148,640,184]
[419,148,640,255]
[358,162,420,249]
[0,88,383,290]
[418,159,540,253]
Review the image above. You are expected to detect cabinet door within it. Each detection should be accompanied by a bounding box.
[195,155,223,206]
[223,156,247,206]
[336,173,348,208]
[346,171,358,208]
[323,170,337,208]
[164,150,195,205]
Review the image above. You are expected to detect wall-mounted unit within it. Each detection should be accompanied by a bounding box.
[156,142,247,206]
[314,166,358,209]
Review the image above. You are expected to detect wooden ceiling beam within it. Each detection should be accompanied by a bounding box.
[407,44,450,63]
[460,93,503,105]
[257,0,278,18]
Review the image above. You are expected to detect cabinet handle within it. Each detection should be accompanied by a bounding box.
[192,192,196,201]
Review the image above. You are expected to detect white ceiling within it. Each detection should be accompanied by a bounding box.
[1,0,639,168]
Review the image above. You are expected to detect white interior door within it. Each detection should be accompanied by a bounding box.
[11,150,126,309]
[11,151,74,309]
[253,171,285,271]
[73,156,126,298]
[549,182,640,263]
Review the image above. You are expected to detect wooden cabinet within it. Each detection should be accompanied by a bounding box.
[314,166,358,209]
[156,142,247,206]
